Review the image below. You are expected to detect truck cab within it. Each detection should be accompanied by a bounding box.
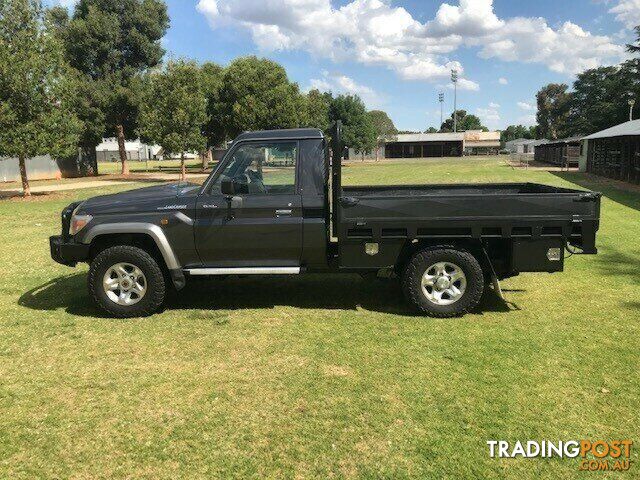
[50,127,601,318]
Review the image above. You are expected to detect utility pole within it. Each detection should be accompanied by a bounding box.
[629,98,635,121]
[451,69,458,132]
[438,92,444,129]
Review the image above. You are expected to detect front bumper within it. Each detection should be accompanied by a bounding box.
[50,236,90,267]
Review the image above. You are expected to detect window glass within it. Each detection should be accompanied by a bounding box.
[211,142,297,195]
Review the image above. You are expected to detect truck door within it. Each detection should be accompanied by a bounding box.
[194,141,303,267]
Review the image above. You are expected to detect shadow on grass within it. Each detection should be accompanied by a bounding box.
[19,273,514,319]
[550,171,640,212]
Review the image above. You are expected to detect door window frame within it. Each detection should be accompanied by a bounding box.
[200,140,301,196]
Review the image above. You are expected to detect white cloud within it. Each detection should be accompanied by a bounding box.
[444,77,480,91]
[307,71,383,108]
[517,101,534,111]
[609,0,640,30]
[498,77,508,85]
[477,103,500,128]
[518,114,537,126]
[197,0,625,83]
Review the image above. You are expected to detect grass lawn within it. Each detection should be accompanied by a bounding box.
[0,157,638,478]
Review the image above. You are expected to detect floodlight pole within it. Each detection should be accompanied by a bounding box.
[629,99,635,121]
[438,92,444,128]
[451,69,458,132]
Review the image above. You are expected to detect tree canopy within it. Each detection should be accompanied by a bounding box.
[0,0,81,196]
[304,89,332,132]
[139,60,207,179]
[440,110,487,132]
[329,94,377,154]
[536,84,571,140]
[63,0,169,173]
[200,62,225,149]
[628,26,640,53]
[218,56,307,139]
[500,124,537,145]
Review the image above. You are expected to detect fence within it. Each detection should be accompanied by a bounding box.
[1,150,96,183]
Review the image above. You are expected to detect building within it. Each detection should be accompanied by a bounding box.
[579,119,640,184]
[534,137,582,168]
[96,138,163,162]
[504,138,549,154]
[462,130,501,155]
[349,130,501,159]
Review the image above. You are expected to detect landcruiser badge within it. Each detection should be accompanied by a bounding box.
[157,204,187,211]
[365,243,379,256]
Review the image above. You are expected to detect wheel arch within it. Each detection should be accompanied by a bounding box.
[395,238,491,278]
[82,223,180,271]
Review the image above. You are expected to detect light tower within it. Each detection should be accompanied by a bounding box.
[629,98,636,121]
[438,92,444,129]
[451,69,458,132]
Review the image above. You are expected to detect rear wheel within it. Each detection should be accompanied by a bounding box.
[402,248,484,318]
[88,245,166,318]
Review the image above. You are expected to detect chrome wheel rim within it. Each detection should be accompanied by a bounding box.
[421,261,467,306]
[103,263,147,306]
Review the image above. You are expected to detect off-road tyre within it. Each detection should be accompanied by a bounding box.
[88,245,166,318]
[402,248,484,318]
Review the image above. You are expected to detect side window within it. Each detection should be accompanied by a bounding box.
[211,142,297,195]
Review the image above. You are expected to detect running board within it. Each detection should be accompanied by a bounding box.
[185,267,301,276]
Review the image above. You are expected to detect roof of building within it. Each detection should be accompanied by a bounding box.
[505,138,549,146]
[536,136,583,147]
[388,132,465,143]
[582,119,640,140]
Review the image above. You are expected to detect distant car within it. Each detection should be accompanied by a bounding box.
[50,125,601,318]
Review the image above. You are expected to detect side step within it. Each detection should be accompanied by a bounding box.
[185,267,301,276]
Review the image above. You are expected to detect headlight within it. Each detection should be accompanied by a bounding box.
[69,207,93,236]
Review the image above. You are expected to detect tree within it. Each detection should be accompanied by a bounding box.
[304,89,331,132]
[218,56,307,138]
[500,124,536,145]
[0,0,81,196]
[200,62,224,169]
[139,60,207,181]
[367,110,396,161]
[329,94,376,156]
[627,26,640,53]
[440,110,487,132]
[425,127,439,133]
[64,0,169,175]
[567,60,640,135]
[536,84,571,140]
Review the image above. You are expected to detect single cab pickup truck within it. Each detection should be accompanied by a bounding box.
[50,125,601,318]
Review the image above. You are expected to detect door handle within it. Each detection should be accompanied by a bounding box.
[275,209,292,216]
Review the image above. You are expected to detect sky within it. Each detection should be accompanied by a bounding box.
[53,0,640,131]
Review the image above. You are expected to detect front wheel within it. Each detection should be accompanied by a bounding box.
[402,248,484,318]
[88,245,166,318]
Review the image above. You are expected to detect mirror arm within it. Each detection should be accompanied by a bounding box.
[225,195,234,220]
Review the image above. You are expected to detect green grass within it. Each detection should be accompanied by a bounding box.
[0,158,638,479]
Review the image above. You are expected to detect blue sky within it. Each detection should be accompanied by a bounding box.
[56,0,639,131]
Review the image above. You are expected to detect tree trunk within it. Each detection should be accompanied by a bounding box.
[180,152,186,181]
[375,145,379,162]
[18,154,31,197]
[202,149,209,170]
[116,124,129,175]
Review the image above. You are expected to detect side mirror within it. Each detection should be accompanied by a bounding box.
[221,178,235,196]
